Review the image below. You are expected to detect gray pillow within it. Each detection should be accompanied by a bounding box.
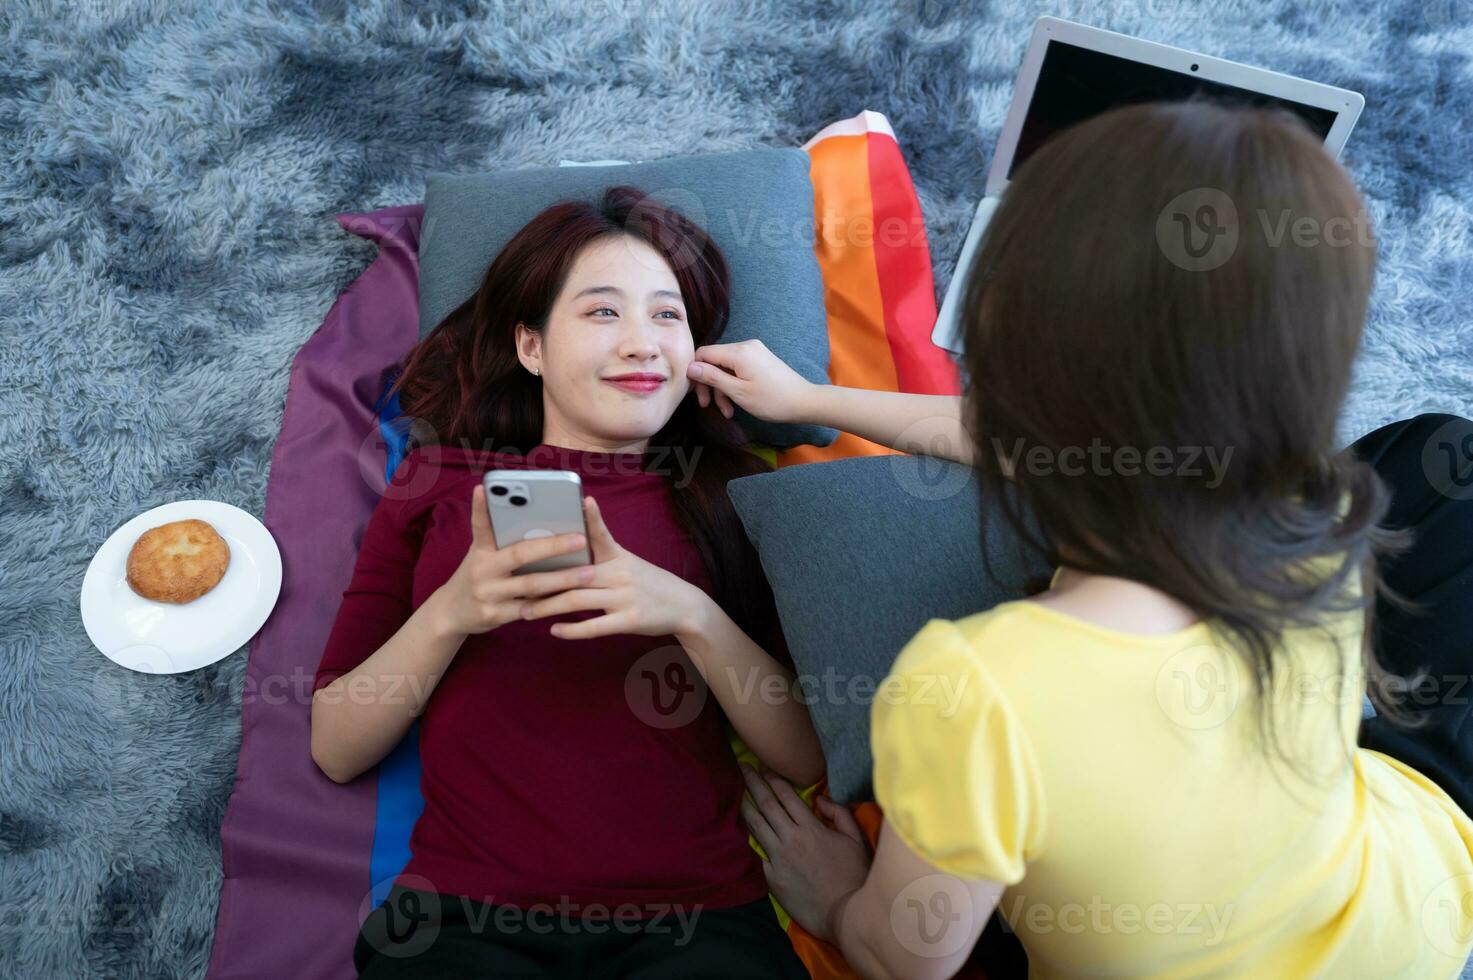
[728,453,1053,803]
[418,148,838,449]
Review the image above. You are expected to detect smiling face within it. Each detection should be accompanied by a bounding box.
[514,234,694,454]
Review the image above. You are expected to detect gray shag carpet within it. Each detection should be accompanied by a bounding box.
[2,1,1470,977]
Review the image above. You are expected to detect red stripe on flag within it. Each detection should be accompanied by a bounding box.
[865,132,962,396]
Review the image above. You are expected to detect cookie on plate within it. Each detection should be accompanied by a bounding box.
[126,518,231,603]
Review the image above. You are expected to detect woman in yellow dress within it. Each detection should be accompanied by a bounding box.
[691,100,1473,978]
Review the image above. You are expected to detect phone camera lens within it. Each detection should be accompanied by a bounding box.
[509,495,527,506]
[489,485,508,496]
[1190,63,1199,71]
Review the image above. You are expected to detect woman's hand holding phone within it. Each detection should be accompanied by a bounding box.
[430,484,595,638]
[515,495,709,642]
[685,339,816,425]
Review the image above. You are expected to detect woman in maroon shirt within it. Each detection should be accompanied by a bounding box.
[310,186,822,978]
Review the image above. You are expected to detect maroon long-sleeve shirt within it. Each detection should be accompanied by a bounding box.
[313,442,771,912]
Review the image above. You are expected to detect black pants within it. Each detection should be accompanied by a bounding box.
[353,884,810,979]
[1350,412,1473,818]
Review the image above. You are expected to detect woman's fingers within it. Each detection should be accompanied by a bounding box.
[581,496,621,562]
[494,532,588,575]
[693,378,732,418]
[819,796,866,844]
[470,484,496,549]
[687,357,742,420]
[741,797,780,855]
[550,610,629,640]
[691,343,751,374]
[765,772,815,826]
[505,564,596,600]
[519,587,606,621]
[741,765,793,837]
[689,358,742,392]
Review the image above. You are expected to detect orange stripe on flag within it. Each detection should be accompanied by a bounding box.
[779,130,901,468]
[778,114,960,469]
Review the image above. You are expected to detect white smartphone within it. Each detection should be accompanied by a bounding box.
[482,469,593,574]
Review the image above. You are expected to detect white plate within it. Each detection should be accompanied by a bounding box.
[80,500,283,674]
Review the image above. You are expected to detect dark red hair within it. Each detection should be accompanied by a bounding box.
[388,185,784,658]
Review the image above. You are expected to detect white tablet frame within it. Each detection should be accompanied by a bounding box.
[986,16,1365,198]
[932,16,1367,355]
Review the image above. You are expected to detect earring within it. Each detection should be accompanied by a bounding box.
[533,367,540,377]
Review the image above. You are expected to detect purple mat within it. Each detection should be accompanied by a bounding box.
[206,205,423,980]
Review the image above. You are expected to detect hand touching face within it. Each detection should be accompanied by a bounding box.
[685,338,814,425]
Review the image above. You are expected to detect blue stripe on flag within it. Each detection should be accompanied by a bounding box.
[369,372,425,904]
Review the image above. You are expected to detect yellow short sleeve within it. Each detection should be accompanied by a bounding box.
[871,618,1045,884]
